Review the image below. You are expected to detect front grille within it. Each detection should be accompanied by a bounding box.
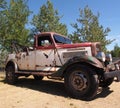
[63,51,86,58]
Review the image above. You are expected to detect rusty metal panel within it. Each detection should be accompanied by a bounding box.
[35,49,55,69]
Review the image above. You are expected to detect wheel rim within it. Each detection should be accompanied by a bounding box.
[71,72,88,91]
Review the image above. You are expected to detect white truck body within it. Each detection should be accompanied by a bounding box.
[7,46,92,71]
[5,32,120,100]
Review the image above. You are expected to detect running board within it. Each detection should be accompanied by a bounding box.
[15,71,53,76]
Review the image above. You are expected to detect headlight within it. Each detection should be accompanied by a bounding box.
[106,53,112,62]
[96,52,106,62]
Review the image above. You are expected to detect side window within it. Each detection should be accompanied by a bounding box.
[38,36,52,47]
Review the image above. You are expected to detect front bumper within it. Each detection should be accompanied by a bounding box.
[104,70,120,81]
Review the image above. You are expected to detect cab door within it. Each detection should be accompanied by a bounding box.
[35,35,56,71]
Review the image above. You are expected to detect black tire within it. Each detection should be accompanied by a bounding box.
[64,64,99,100]
[5,66,18,84]
[33,75,43,80]
[100,78,114,88]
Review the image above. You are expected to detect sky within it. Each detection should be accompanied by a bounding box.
[11,0,120,50]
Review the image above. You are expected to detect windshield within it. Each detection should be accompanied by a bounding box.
[53,34,72,44]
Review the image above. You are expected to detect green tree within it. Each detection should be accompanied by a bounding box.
[0,0,7,48]
[0,0,6,9]
[32,0,68,35]
[0,0,7,69]
[111,44,120,57]
[70,6,113,51]
[0,0,31,52]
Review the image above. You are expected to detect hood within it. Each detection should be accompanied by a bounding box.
[55,42,92,49]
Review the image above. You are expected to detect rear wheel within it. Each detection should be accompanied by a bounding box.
[33,75,43,81]
[5,66,18,84]
[64,64,99,100]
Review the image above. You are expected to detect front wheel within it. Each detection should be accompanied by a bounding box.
[5,66,18,84]
[64,64,99,100]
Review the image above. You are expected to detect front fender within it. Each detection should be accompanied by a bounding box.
[71,55,104,69]
[52,56,104,77]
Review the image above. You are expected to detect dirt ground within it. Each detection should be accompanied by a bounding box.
[0,72,120,108]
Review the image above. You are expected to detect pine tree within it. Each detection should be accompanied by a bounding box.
[32,0,68,35]
[70,6,113,51]
[0,0,31,51]
[0,0,7,49]
[0,0,7,69]
[0,0,6,9]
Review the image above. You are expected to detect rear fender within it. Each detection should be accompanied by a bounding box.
[5,60,18,72]
[51,56,104,77]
